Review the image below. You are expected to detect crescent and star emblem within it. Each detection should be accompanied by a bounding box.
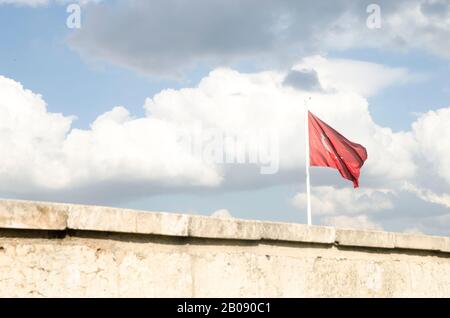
[321,132,340,160]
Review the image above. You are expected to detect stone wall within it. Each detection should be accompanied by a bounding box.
[0,199,449,297]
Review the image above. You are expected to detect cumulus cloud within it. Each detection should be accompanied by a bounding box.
[0,57,429,199]
[143,57,420,191]
[210,209,233,219]
[390,212,450,236]
[1,55,450,235]
[412,107,450,187]
[0,75,73,191]
[0,0,98,5]
[67,0,450,77]
[292,56,413,98]
[291,186,394,216]
[323,215,383,231]
[0,56,404,202]
[0,75,221,203]
[403,183,450,208]
[0,0,48,5]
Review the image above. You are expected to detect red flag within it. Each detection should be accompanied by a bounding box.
[308,111,368,188]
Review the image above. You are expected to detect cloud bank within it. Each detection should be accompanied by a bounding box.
[1,55,449,233]
[68,0,450,77]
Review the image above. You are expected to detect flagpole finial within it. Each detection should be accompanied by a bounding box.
[304,97,312,115]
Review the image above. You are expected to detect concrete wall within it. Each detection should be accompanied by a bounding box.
[0,199,450,297]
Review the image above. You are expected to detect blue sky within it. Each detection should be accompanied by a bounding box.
[331,48,450,130]
[1,0,450,235]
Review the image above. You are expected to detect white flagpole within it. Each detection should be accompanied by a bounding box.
[304,98,312,225]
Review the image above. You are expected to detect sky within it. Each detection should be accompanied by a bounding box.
[1,0,450,235]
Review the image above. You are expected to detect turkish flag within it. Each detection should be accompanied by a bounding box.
[308,111,368,188]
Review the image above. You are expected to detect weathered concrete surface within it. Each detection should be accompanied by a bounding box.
[0,199,450,297]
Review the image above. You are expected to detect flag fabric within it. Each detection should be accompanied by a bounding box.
[308,111,368,188]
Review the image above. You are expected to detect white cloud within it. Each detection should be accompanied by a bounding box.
[395,213,450,236]
[289,97,450,232]
[62,106,222,189]
[412,107,450,187]
[1,56,449,235]
[0,75,73,191]
[291,186,394,216]
[382,1,450,59]
[68,0,450,77]
[0,0,48,6]
[403,182,450,208]
[0,0,99,8]
[0,75,221,201]
[0,0,97,5]
[144,58,419,190]
[293,56,413,98]
[403,227,424,235]
[323,215,383,231]
[210,209,233,219]
[0,57,427,196]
